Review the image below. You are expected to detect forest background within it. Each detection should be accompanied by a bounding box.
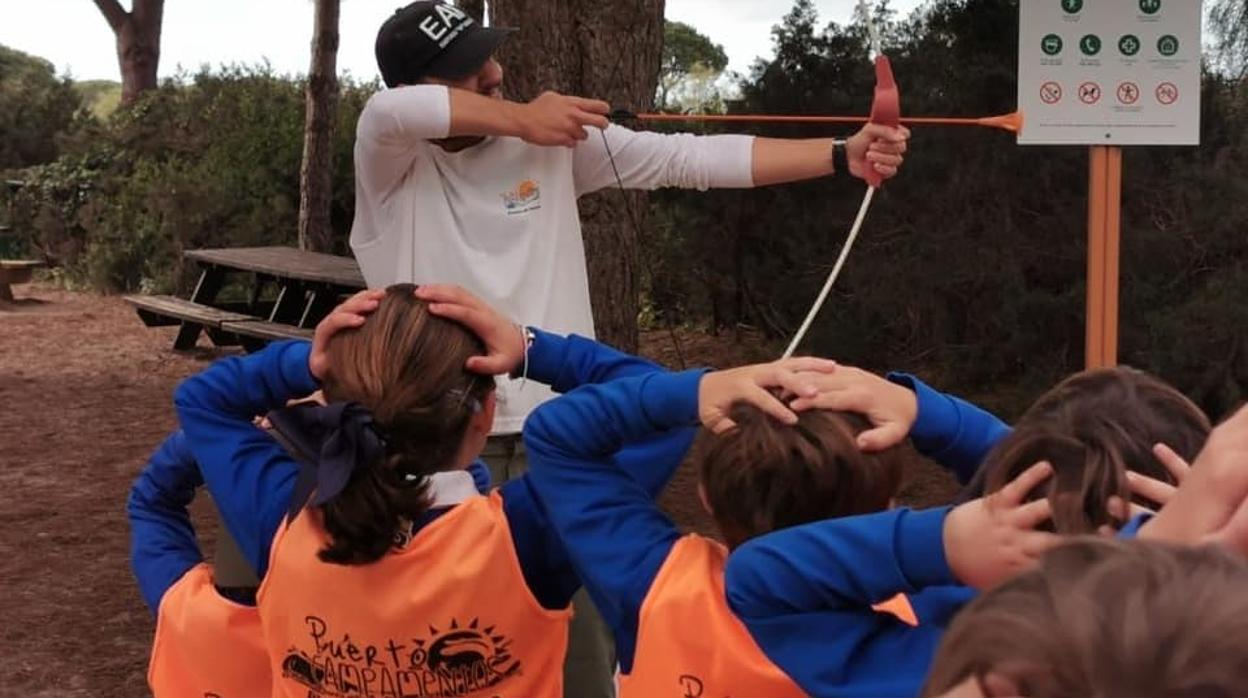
[2,0,1246,419]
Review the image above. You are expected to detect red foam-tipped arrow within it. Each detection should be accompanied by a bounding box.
[617,111,1024,132]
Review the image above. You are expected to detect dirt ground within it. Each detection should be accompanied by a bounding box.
[0,282,957,697]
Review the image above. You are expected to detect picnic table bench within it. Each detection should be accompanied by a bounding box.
[0,259,45,302]
[125,246,365,352]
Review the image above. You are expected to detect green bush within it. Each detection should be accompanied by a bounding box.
[647,0,1248,418]
[0,45,84,170]
[4,63,376,293]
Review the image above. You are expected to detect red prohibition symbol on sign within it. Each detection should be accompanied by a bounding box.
[1116,81,1140,105]
[1039,81,1063,104]
[1078,81,1102,104]
[1156,82,1179,105]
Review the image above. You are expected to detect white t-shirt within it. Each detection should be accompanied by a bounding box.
[349,85,754,433]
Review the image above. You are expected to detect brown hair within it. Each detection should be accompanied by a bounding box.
[315,283,494,565]
[692,404,904,549]
[923,537,1248,697]
[972,367,1209,534]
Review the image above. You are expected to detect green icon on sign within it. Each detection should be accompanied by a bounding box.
[1080,34,1102,56]
[1061,0,1083,13]
[1119,34,1140,56]
[1139,0,1161,14]
[1157,35,1179,56]
[1042,34,1063,56]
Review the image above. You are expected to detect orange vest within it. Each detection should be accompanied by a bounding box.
[257,491,570,698]
[147,563,271,697]
[619,535,807,698]
[873,594,918,626]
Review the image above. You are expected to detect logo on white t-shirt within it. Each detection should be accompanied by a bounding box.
[501,179,541,215]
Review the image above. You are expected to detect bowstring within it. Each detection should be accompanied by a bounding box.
[860,0,883,59]
[597,28,688,370]
[781,186,875,359]
[780,0,883,359]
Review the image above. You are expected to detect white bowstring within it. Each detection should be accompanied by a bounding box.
[781,1,882,359]
[860,0,883,59]
[781,186,876,359]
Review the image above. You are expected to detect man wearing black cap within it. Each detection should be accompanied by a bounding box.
[350,3,909,695]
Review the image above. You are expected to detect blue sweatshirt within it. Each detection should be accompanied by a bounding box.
[884,372,1009,625]
[886,372,1011,483]
[723,495,1153,698]
[126,428,498,615]
[725,508,957,697]
[716,379,1026,696]
[170,329,693,611]
[127,430,207,613]
[522,367,1012,691]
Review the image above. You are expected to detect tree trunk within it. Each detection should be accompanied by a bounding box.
[92,0,164,105]
[490,0,664,353]
[298,0,341,253]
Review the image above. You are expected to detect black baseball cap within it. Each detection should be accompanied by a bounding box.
[375,2,514,87]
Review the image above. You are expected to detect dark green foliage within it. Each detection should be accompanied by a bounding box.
[647,0,1248,418]
[3,62,375,293]
[0,45,84,169]
[658,20,731,110]
[664,20,729,76]
[73,80,123,118]
[3,0,1245,418]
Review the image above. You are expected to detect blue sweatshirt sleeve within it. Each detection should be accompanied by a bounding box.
[127,431,206,614]
[907,584,978,628]
[526,327,695,496]
[1117,512,1152,538]
[724,507,959,697]
[524,370,706,673]
[524,328,664,393]
[467,459,492,493]
[502,330,696,613]
[173,340,318,579]
[887,372,1011,483]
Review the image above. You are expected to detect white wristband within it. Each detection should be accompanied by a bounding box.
[517,324,533,389]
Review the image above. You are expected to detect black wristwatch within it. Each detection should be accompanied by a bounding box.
[832,140,848,175]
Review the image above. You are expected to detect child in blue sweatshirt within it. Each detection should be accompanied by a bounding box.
[520,342,1042,697]
[130,424,496,696]
[926,405,1248,697]
[172,284,696,697]
[720,364,1216,696]
[127,430,271,696]
[798,363,1210,529]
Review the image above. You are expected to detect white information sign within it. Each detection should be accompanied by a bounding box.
[1017,0,1201,146]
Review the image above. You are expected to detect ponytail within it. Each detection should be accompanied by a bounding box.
[310,284,494,565]
[317,402,481,565]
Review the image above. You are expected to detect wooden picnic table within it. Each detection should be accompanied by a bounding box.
[128,246,367,351]
[184,246,366,289]
[0,260,45,302]
[186,245,365,331]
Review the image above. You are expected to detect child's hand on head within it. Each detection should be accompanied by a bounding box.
[787,365,918,451]
[1141,404,1248,552]
[309,289,385,381]
[1113,442,1192,515]
[416,284,525,375]
[944,460,1059,590]
[698,357,836,434]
